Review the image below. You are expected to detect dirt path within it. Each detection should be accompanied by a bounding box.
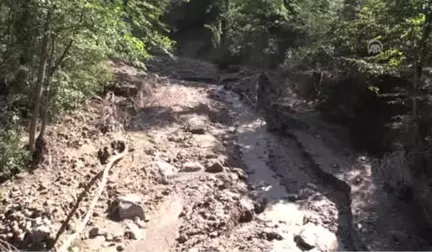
[0,59,428,252]
[123,84,353,252]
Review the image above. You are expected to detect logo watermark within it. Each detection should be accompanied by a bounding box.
[367,39,383,55]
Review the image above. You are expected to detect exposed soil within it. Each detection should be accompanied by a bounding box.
[0,57,429,251]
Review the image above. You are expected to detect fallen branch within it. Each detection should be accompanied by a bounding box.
[50,142,129,251]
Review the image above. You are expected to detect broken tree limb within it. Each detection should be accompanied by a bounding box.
[51,142,129,252]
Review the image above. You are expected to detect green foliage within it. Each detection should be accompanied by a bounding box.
[325,0,432,69]
[204,0,342,67]
[52,61,113,114]
[0,111,30,176]
[0,0,173,172]
[0,0,173,111]
[0,129,30,176]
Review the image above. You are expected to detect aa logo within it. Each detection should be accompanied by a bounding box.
[367,39,383,55]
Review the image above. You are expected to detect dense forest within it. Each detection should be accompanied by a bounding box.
[2,0,432,250]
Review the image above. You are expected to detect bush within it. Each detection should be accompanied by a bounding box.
[0,112,30,177]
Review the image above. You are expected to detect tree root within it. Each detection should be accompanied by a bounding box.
[49,141,129,251]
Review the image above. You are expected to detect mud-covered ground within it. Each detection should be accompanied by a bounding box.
[0,57,429,252]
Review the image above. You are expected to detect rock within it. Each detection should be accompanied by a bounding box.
[116,243,126,251]
[177,233,188,243]
[89,227,106,238]
[108,83,138,97]
[253,198,268,214]
[239,198,255,223]
[205,153,218,159]
[155,159,179,183]
[232,168,247,180]
[134,217,146,228]
[261,228,283,241]
[306,183,318,191]
[182,162,204,172]
[303,213,321,225]
[105,230,124,242]
[189,125,206,134]
[112,194,145,221]
[186,117,207,134]
[11,221,21,235]
[298,188,315,200]
[209,231,218,238]
[286,194,299,202]
[230,172,239,181]
[125,222,145,240]
[294,223,338,251]
[29,217,52,243]
[205,160,224,173]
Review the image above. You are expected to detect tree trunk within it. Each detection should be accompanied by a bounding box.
[38,45,54,142]
[28,9,52,152]
[38,39,74,141]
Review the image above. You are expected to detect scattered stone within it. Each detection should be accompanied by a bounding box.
[232,168,247,180]
[134,217,146,228]
[260,228,283,241]
[28,217,52,244]
[116,243,125,251]
[205,153,218,159]
[209,231,218,238]
[98,147,111,164]
[113,234,123,243]
[253,198,268,214]
[168,135,183,143]
[109,83,138,97]
[105,233,114,241]
[177,233,188,243]
[230,172,239,181]
[104,229,124,243]
[239,198,255,223]
[155,159,179,183]
[228,126,236,133]
[89,227,106,238]
[298,188,315,200]
[182,162,204,172]
[303,213,321,225]
[205,160,224,173]
[294,223,338,251]
[111,194,145,221]
[286,194,299,202]
[354,176,362,185]
[306,183,318,190]
[188,123,206,134]
[125,222,145,240]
